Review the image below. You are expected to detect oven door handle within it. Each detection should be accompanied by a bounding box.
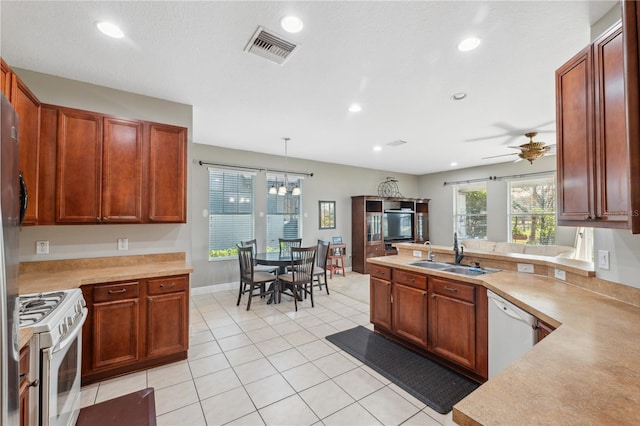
[52,308,88,355]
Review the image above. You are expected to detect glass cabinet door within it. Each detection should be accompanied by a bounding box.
[415,213,429,242]
[367,213,382,242]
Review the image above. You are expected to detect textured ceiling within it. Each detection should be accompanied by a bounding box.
[0,1,617,175]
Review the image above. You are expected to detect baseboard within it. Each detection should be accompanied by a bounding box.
[191,281,237,295]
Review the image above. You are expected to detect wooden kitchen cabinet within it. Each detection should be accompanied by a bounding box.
[428,277,477,371]
[91,281,141,369]
[369,265,392,330]
[57,107,144,223]
[81,274,190,385]
[19,345,29,426]
[147,123,187,223]
[146,275,189,358]
[12,74,41,225]
[1,57,11,99]
[536,319,555,342]
[556,22,632,229]
[392,270,428,348]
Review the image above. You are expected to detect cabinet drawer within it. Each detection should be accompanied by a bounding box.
[369,265,391,280]
[430,278,475,303]
[366,244,385,257]
[19,345,29,378]
[93,282,140,303]
[394,270,427,290]
[148,275,188,295]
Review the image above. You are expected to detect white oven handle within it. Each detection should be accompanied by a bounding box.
[52,308,87,355]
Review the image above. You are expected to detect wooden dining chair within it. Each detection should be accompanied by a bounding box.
[241,239,278,275]
[279,238,302,256]
[312,240,330,295]
[236,246,276,311]
[278,246,316,311]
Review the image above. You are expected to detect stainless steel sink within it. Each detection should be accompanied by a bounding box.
[409,261,453,270]
[409,260,499,276]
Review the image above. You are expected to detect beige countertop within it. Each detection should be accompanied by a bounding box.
[367,255,640,425]
[18,252,193,295]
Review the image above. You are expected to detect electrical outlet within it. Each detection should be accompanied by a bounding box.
[117,238,128,251]
[597,250,610,270]
[412,250,422,257]
[36,240,49,255]
[554,268,566,281]
[517,263,534,273]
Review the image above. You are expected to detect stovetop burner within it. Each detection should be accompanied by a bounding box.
[19,291,67,327]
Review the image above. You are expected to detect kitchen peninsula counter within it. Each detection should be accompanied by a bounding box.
[18,252,193,295]
[367,255,640,425]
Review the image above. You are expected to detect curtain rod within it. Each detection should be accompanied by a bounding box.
[198,160,313,177]
[443,170,554,186]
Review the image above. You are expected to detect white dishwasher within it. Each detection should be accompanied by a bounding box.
[487,290,537,378]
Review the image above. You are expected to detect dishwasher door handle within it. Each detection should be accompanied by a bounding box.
[489,297,531,323]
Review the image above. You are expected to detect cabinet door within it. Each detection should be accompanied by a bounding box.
[556,46,596,224]
[19,379,28,426]
[392,283,428,348]
[147,291,188,358]
[57,109,102,222]
[428,279,476,370]
[148,123,187,222]
[92,298,140,369]
[370,277,392,330]
[1,58,11,99]
[366,213,382,242]
[593,25,629,226]
[102,117,143,222]
[12,76,41,225]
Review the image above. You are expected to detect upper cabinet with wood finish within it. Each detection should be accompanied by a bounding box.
[556,11,640,233]
[1,58,12,100]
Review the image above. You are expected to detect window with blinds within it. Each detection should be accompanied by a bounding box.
[208,169,254,260]
[266,174,302,251]
[453,182,487,240]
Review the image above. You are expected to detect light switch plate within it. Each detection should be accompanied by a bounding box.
[36,240,49,255]
[412,250,422,257]
[117,238,128,251]
[597,250,610,270]
[554,268,566,281]
[517,263,534,273]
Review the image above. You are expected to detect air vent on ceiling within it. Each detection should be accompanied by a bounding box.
[387,140,408,147]
[244,26,298,65]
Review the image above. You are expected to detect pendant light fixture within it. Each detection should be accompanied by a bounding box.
[268,137,301,196]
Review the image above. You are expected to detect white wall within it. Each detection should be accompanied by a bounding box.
[417,156,577,248]
[14,68,193,263]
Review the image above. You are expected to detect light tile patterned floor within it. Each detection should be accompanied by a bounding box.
[79,272,456,425]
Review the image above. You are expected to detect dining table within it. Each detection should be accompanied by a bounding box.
[254,252,302,303]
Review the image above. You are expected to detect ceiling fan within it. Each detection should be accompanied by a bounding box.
[482,132,555,164]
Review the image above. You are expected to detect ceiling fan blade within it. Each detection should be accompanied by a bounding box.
[514,157,523,163]
[482,153,518,159]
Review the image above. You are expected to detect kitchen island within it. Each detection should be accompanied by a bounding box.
[367,251,640,425]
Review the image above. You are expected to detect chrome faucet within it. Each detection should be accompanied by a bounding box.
[423,241,434,261]
[453,232,464,265]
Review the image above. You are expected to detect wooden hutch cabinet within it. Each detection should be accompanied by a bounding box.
[352,196,430,274]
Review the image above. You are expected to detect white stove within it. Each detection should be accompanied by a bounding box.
[19,289,87,426]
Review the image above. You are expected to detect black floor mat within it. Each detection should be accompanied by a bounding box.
[326,326,479,414]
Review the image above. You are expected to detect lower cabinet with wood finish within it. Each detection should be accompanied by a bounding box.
[369,267,488,381]
[81,274,189,384]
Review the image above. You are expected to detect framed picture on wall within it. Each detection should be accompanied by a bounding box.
[319,201,336,229]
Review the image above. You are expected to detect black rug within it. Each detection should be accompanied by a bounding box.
[326,326,479,414]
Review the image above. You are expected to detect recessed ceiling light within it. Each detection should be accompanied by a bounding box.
[348,104,362,112]
[458,37,481,52]
[451,92,467,101]
[373,146,382,152]
[281,16,303,33]
[450,162,458,167]
[96,21,124,39]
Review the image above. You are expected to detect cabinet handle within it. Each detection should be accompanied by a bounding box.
[408,278,415,282]
[431,294,436,299]
[160,282,176,288]
[444,286,459,293]
[29,379,39,388]
[108,288,127,294]
[584,214,593,220]
[595,214,603,220]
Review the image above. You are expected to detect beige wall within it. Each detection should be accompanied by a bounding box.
[14,68,193,265]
